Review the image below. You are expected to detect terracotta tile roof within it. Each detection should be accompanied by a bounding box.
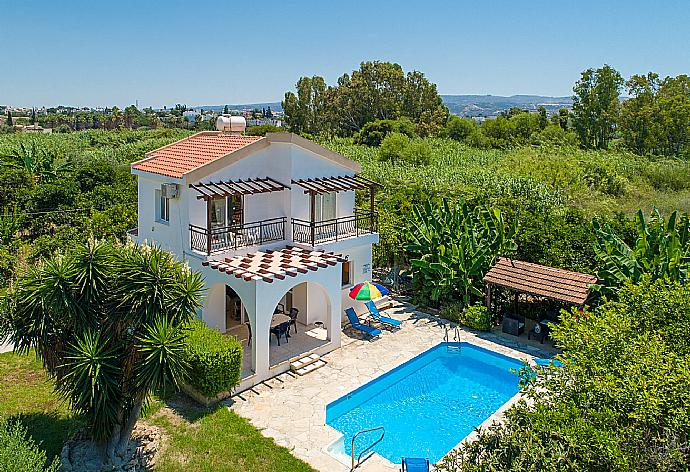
[202,247,345,283]
[483,257,597,305]
[131,132,263,178]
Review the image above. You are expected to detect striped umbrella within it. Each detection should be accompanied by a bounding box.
[348,281,389,301]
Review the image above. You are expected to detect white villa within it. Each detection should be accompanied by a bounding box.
[129,118,380,391]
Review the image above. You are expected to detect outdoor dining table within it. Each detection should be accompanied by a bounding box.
[271,314,291,328]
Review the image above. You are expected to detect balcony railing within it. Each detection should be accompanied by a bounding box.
[292,210,378,246]
[190,217,286,255]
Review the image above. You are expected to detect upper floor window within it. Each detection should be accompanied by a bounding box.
[313,192,336,222]
[155,189,169,223]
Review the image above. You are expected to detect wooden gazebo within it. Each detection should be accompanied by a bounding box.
[483,258,597,338]
[484,257,597,310]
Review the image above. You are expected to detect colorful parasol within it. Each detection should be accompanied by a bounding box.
[348,281,389,301]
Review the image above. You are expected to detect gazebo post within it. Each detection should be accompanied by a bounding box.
[485,284,492,310]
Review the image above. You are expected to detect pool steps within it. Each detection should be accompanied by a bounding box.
[290,352,327,375]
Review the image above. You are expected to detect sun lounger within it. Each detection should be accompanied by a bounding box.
[401,457,429,472]
[345,308,381,338]
[365,301,402,328]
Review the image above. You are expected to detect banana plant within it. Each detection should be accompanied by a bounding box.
[404,199,517,306]
[593,208,690,295]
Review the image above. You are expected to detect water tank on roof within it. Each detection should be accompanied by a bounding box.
[216,115,246,134]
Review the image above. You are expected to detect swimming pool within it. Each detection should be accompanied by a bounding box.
[325,342,522,464]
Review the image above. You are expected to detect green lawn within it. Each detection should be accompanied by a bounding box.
[0,351,81,462]
[150,398,315,472]
[0,351,314,472]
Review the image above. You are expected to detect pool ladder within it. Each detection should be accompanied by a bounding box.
[350,425,385,470]
[444,325,461,352]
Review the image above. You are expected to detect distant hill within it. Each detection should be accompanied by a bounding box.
[193,102,283,112]
[192,95,573,117]
[441,94,573,117]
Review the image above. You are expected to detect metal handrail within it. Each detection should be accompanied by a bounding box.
[351,425,384,470]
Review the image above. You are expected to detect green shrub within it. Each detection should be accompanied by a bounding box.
[379,133,432,165]
[379,132,411,162]
[440,303,463,323]
[354,119,416,146]
[460,304,492,331]
[0,419,59,472]
[445,115,478,142]
[183,319,243,397]
[440,304,492,331]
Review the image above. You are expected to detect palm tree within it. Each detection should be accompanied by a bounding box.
[0,240,204,463]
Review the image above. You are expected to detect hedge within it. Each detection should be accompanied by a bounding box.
[440,303,492,331]
[183,319,243,397]
[0,418,59,472]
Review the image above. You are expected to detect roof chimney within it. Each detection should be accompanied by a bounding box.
[216,115,246,134]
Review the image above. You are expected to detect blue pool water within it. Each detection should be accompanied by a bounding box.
[326,342,522,464]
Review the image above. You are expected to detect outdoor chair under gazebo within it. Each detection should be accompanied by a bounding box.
[483,258,597,342]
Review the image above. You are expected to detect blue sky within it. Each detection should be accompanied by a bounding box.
[2,0,689,108]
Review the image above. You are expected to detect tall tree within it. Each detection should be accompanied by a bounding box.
[619,73,662,155]
[283,61,447,137]
[282,75,328,135]
[572,64,623,149]
[657,74,690,157]
[6,111,12,126]
[0,241,204,464]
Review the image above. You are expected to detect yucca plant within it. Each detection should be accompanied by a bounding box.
[593,208,690,294]
[0,240,204,463]
[404,199,517,306]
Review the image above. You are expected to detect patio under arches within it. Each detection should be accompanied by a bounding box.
[197,246,345,390]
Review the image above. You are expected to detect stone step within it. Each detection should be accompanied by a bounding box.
[290,353,322,372]
[293,359,327,376]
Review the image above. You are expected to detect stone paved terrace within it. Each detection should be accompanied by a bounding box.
[225,298,557,472]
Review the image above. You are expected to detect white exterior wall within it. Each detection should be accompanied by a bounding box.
[136,174,186,255]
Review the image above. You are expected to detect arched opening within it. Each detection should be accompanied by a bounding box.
[268,281,332,368]
[203,282,255,377]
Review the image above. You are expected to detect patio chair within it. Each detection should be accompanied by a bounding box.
[401,457,429,472]
[502,312,525,336]
[270,322,290,346]
[365,300,402,329]
[345,308,381,339]
[288,307,299,334]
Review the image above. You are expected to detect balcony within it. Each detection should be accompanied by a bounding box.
[292,210,378,246]
[190,217,286,255]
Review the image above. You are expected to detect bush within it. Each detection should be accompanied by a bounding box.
[183,319,243,397]
[0,419,59,472]
[379,133,431,165]
[354,119,416,146]
[460,304,492,331]
[445,115,478,142]
[440,303,463,323]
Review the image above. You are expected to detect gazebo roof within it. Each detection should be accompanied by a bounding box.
[202,247,345,283]
[483,257,597,306]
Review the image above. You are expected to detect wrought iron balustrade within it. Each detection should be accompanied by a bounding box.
[292,210,378,246]
[190,217,286,255]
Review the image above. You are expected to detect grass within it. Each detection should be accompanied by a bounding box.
[149,397,315,472]
[0,351,315,472]
[0,351,80,462]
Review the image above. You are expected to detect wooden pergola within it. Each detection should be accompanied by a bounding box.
[292,174,382,222]
[483,257,598,309]
[189,176,290,200]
